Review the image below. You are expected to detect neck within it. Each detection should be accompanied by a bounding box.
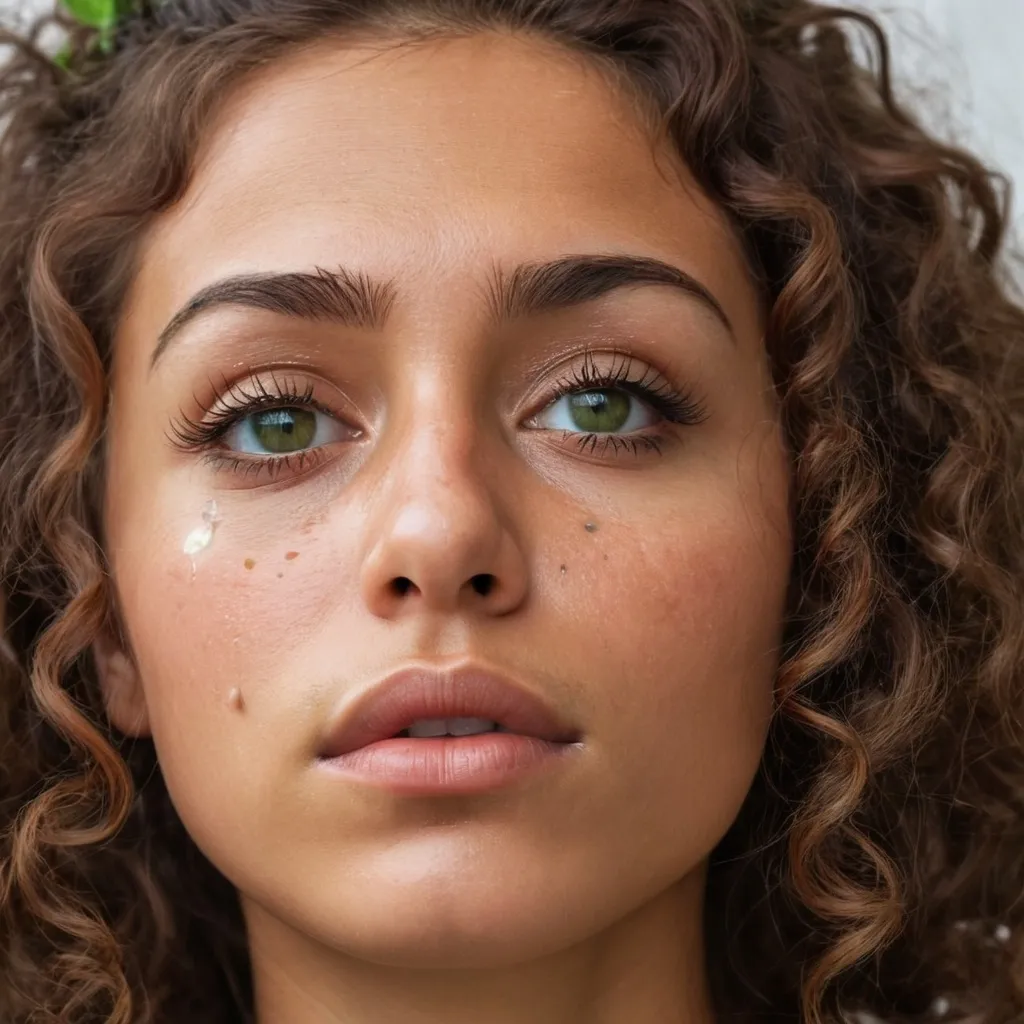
[245,868,716,1024]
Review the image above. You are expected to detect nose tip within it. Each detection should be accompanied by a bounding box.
[360,496,528,619]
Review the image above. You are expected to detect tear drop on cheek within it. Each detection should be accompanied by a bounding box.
[584,521,599,533]
[183,499,222,578]
[227,687,245,712]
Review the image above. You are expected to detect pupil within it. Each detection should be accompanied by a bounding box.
[569,389,629,433]
[252,408,317,453]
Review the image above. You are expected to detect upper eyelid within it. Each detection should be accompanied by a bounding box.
[199,373,352,427]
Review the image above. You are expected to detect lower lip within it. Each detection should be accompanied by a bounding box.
[320,733,581,795]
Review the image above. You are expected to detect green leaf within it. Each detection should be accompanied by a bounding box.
[53,43,72,68]
[63,0,118,29]
[97,24,116,54]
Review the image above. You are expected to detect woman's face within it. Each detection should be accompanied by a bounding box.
[100,28,791,994]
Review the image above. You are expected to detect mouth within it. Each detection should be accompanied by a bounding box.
[318,662,582,759]
[391,718,517,739]
[316,667,584,796]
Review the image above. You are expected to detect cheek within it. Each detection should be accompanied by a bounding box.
[559,488,791,858]
[595,510,788,725]
[115,503,348,771]
[113,496,371,862]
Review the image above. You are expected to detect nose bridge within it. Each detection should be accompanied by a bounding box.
[391,370,482,498]
[358,370,528,618]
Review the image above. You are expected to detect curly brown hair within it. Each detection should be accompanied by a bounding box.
[0,0,1022,1021]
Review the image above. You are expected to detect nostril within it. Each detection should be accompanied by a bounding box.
[391,576,415,597]
[470,573,496,597]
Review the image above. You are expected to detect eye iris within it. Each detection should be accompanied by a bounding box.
[251,408,317,453]
[569,389,630,432]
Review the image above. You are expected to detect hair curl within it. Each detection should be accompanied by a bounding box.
[0,1,1022,1021]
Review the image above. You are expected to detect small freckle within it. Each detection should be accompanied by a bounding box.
[285,551,300,561]
[244,558,256,570]
[301,510,328,532]
[584,521,599,533]
[277,571,285,579]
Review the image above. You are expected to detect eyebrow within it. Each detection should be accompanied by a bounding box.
[149,253,734,371]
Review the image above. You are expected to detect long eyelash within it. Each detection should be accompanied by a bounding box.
[566,433,666,457]
[198,448,321,481]
[549,349,709,426]
[168,372,319,452]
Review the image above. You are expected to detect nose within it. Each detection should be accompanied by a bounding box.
[358,423,529,619]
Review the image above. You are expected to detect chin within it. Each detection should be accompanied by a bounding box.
[250,874,598,969]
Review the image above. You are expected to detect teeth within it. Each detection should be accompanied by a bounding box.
[407,717,499,738]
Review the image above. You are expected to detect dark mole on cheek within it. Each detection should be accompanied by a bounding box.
[285,551,300,560]
[584,521,599,533]
[560,564,567,575]
[244,558,256,570]
[277,571,285,579]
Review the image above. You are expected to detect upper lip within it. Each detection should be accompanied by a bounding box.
[319,661,582,757]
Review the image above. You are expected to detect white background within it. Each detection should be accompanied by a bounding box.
[3,0,1023,245]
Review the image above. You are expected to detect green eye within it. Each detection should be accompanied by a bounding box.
[217,395,355,460]
[566,390,631,433]
[244,408,318,454]
[532,385,659,438]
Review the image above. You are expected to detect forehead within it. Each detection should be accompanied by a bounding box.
[127,31,754,343]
